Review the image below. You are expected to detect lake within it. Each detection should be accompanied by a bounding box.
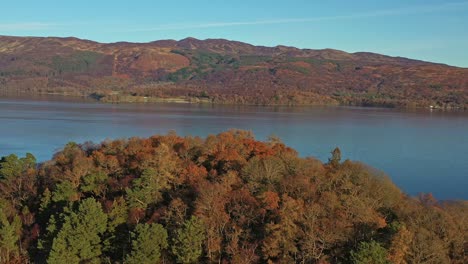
[1,95,467,200]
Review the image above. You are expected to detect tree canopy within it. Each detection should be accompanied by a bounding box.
[0,130,466,263]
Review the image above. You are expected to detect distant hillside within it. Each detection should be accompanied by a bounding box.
[0,35,467,108]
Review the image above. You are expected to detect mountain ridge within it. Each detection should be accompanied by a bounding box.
[0,35,456,66]
[0,35,467,108]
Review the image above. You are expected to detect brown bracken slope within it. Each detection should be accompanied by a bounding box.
[0,35,467,108]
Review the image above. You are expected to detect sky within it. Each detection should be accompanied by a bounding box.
[1,0,467,67]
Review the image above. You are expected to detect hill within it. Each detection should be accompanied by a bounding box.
[0,130,466,263]
[0,35,467,108]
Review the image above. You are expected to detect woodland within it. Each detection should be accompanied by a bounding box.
[0,130,466,263]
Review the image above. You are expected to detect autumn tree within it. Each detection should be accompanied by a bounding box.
[126,143,178,209]
[0,153,37,207]
[387,224,413,264]
[262,194,304,262]
[328,147,342,168]
[195,179,231,262]
[242,156,286,193]
[47,142,93,188]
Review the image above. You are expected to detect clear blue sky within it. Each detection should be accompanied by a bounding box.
[1,0,467,67]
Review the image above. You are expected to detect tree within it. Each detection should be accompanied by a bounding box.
[172,216,205,264]
[48,198,108,264]
[52,181,79,202]
[164,198,188,230]
[103,197,129,262]
[350,240,389,264]
[0,153,37,207]
[126,223,168,264]
[406,227,451,264]
[387,225,413,264]
[126,168,162,208]
[0,208,22,263]
[80,171,108,197]
[262,194,303,262]
[126,162,174,209]
[0,153,35,179]
[328,147,342,168]
[50,142,93,188]
[195,180,230,262]
[242,156,286,193]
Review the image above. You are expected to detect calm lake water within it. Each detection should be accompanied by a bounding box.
[1,95,467,200]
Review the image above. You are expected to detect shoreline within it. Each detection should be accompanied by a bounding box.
[1,90,465,111]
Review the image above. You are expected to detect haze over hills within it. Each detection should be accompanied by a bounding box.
[0,35,467,108]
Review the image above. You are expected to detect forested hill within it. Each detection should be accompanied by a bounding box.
[0,130,466,263]
[0,35,467,108]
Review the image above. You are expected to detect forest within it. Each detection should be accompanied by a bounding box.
[0,130,466,263]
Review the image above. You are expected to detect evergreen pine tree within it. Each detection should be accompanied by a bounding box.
[48,198,108,264]
[125,223,168,264]
[172,216,205,264]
